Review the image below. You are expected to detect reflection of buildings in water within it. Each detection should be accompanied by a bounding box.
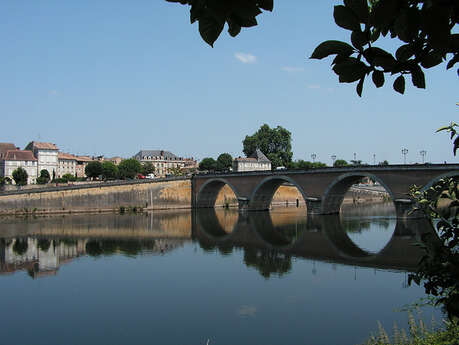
[0,236,187,278]
[0,238,86,278]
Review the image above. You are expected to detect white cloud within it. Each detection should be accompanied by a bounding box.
[235,52,257,64]
[237,305,257,317]
[281,66,304,72]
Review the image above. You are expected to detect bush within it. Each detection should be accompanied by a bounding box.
[12,167,28,186]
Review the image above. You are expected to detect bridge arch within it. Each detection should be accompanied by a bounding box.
[196,178,240,208]
[248,175,308,211]
[321,172,395,215]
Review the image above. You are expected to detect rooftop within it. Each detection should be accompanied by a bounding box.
[25,141,59,151]
[4,150,37,161]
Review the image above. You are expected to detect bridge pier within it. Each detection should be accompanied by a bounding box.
[394,199,424,219]
[238,197,250,212]
[306,197,325,215]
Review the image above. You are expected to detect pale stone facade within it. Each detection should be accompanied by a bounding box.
[0,150,38,184]
[134,150,197,177]
[58,153,77,178]
[75,156,93,178]
[25,141,59,179]
[233,149,271,172]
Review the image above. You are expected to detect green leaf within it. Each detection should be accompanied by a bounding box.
[343,0,369,23]
[446,54,459,70]
[351,30,369,49]
[332,57,368,83]
[310,40,354,59]
[258,0,274,11]
[333,5,361,31]
[393,75,405,94]
[363,47,396,70]
[356,77,364,97]
[396,44,415,62]
[421,53,443,69]
[411,65,426,89]
[454,136,459,156]
[372,70,384,88]
[198,16,225,47]
[371,0,399,28]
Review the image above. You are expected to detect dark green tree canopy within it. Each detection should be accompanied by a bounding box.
[102,161,119,180]
[243,124,292,168]
[118,159,142,179]
[85,161,103,180]
[168,0,458,95]
[199,157,217,171]
[217,153,233,171]
[36,169,51,184]
[12,167,28,186]
[334,159,349,167]
[141,162,155,176]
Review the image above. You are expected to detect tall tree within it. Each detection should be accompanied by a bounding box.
[216,153,233,171]
[199,157,217,171]
[85,161,103,180]
[102,161,119,180]
[12,167,28,186]
[141,162,155,176]
[118,159,142,179]
[243,124,292,168]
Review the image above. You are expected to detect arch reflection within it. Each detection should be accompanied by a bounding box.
[193,208,437,276]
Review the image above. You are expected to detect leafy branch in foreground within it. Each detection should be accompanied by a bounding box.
[436,121,459,156]
[408,176,459,319]
[165,0,273,47]
[311,0,458,96]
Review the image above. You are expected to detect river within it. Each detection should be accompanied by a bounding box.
[0,203,442,345]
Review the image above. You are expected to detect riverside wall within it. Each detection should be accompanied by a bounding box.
[0,178,388,216]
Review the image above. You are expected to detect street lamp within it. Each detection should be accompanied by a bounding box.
[401,148,408,164]
[420,150,427,164]
[311,153,316,163]
[331,155,336,166]
[373,153,376,165]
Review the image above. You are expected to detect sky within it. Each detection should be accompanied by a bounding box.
[1,1,458,165]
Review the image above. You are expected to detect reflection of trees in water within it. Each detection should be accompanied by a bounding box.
[243,246,292,279]
[37,239,51,252]
[342,218,391,233]
[85,239,157,257]
[13,238,28,256]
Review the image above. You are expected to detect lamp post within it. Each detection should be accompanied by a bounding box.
[331,155,336,166]
[311,153,316,163]
[401,148,408,164]
[373,154,376,165]
[420,150,427,164]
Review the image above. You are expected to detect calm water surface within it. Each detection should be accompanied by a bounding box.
[0,204,442,345]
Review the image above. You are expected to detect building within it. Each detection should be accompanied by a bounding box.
[0,143,18,160]
[58,152,77,178]
[75,156,93,178]
[233,149,271,172]
[25,141,59,179]
[134,150,197,177]
[0,150,38,184]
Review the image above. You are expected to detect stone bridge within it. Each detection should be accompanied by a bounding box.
[192,164,459,218]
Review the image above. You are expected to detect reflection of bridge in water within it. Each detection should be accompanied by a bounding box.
[0,207,439,279]
[192,209,438,274]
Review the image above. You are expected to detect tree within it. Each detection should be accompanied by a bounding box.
[291,160,313,169]
[168,1,457,96]
[85,161,103,180]
[36,169,50,184]
[12,167,28,186]
[350,159,362,165]
[102,161,119,180]
[141,162,155,176]
[216,153,233,171]
[378,160,389,166]
[118,159,142,179]
[334,159,349,167]
[199,157,217,171]
[62,173,76,182]
[243,124,292,168]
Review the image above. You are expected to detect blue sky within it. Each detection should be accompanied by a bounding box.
[1,1,457,165]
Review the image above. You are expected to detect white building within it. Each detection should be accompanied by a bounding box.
[58,152,77,178]
[134,150,197,177]
[233,149,271,172]
[25,141,59,179]
[0,150,38,184]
